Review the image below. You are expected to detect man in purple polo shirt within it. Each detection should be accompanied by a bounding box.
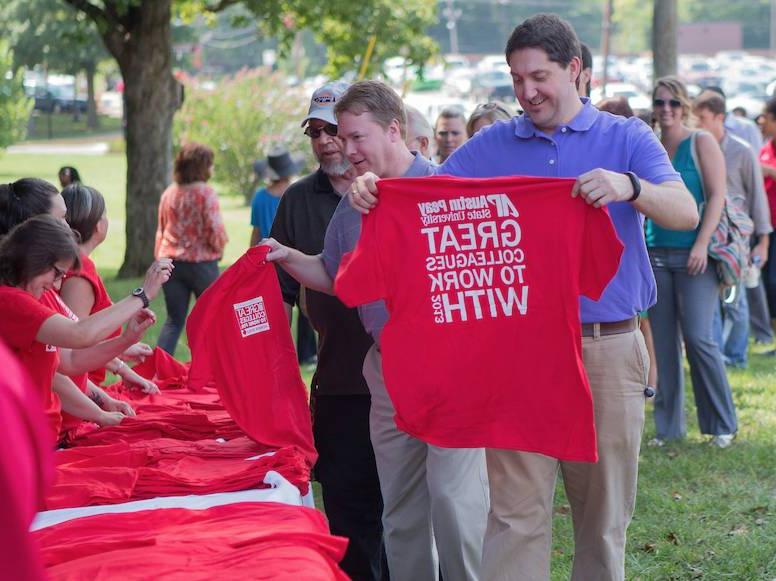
[349,13,699,581]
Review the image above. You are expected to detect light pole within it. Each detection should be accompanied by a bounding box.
[443,0,462,55]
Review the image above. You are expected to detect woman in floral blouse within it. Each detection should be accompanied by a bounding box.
[155,142,228,355]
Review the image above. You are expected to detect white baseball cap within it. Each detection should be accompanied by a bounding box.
[300,80,350,127]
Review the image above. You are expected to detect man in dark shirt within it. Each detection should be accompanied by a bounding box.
[269,81,387,581]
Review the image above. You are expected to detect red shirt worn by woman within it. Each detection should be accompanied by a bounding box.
[0,286,63,441]
[64,253,120,385]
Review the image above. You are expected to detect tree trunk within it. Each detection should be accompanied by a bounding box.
[85,61,99,130]
[113,1,179,278]
[652,0,677,81]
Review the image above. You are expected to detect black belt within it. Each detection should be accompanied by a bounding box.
[581,317,638,337]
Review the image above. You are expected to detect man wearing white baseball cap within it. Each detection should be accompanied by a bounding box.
[269,80,388,580]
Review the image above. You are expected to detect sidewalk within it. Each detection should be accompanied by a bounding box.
[8,142,110,155]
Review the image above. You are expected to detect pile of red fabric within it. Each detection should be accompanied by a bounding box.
[35,502,348,580]
[46,445,311,510]
[29,250,347,579]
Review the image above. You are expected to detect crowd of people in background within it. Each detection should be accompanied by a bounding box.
[2,10,776,581]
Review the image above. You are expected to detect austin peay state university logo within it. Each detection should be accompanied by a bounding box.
[233,296,270,337]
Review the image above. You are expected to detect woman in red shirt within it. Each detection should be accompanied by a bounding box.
[0,216,161,442]
[759,97,776,319]
[59,183,159,394]
[155,142,228,355]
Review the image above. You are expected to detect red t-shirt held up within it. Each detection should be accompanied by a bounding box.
[335,176,624,462]
[187,246,317,466]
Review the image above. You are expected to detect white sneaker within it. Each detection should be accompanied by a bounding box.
[647,437,665,447]
[710,434,735,448]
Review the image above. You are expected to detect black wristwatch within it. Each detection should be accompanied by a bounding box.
[625,171,641,202]
[131,287,149,308]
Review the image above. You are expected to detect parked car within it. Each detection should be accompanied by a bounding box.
[32,85,88,114]
[471,70,515,102]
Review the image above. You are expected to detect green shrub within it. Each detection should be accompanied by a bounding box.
[0,40,32,149]
[174,69,312,203]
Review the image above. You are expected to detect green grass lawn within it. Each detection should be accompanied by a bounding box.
[26,113,123,141]
[1,151,774,578]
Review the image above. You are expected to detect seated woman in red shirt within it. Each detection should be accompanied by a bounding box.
[1,179,172,441]
[59,183,159,394]
[0,215,167,443]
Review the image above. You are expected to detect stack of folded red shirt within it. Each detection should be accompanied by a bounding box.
[35,502,348,580]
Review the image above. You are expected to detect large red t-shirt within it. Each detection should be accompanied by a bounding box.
[335,176,623,461]
[186,246,317,466]
[0,286,62,441]
[64,253,120,385]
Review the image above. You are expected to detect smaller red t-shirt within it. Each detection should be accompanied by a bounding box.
[0,286,62,442]
[759,139,776,217]
[187,246,317,467]
[65,253,120,385]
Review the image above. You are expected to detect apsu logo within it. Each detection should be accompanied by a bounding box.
[487,193,519,217]
[233,296,270,338]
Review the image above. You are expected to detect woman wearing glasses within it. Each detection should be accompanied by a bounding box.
[0,179,171,444]
[465,101,514,138]
[646,77,737,447]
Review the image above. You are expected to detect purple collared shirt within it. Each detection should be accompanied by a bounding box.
[440,99,681,323]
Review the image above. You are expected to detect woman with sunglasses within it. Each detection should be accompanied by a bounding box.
[646,76,737,447]
[0,179,172,443]
[0,215,168,444]
[466,101,514,138]
[155,142,228,355]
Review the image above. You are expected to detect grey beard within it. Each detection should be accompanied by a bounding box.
[320,158,352,177]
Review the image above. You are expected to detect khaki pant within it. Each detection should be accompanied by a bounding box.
[363,345,489,581]
[482,329,649,581]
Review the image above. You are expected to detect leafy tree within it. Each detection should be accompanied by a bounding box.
[1,0,108,129]
[62,0,437,277]
[0,41,32,150]
[174,69,312,203]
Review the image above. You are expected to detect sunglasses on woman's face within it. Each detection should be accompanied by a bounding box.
[653,98,682,109]
[304,124,338,139]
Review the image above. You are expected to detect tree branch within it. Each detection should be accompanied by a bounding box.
[62,0,112,29]
[206,0,244,13]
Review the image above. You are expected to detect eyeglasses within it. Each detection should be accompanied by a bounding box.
[51,265,66,281]
[474,102,512,117]
[304,124,338,139]
[653,98,682,109]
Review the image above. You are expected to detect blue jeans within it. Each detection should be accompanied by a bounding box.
[713,285,749,368]
[157,260,220,355]
[648,248,737,439]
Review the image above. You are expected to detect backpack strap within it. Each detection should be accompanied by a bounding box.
[689,130,707,201]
